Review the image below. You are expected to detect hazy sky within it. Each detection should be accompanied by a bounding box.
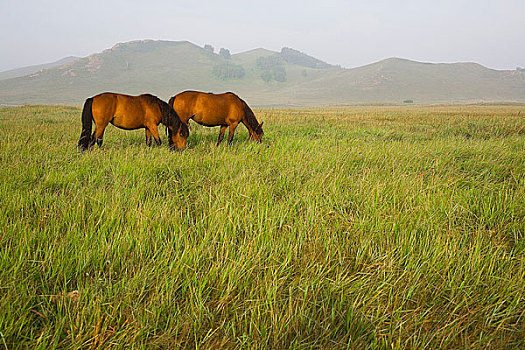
[1,0,524,71]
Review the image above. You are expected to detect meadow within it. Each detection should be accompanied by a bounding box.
[0,104,523,349]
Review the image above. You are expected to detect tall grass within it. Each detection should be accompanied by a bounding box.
[0,104,523,349]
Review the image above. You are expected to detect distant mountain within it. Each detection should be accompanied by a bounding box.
[0,56,79,81]
[0,40,524,106]
[292,58,525,104]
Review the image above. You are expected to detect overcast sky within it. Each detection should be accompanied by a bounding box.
[1,0,524,72]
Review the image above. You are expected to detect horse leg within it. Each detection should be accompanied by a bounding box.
[217,125,227,146]
[145,129,152,147]
[92,123,108,148]
[88,131,97,148]
[227,122,239,146]
[148,125,161,146]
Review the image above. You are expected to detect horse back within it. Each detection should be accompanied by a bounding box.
[171,91,244,125]
[171,91,201,122]
[91,92,157,129]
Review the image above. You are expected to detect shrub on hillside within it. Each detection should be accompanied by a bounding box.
[261,70,272,82]
[219,48,231,60]
[272,66,287,82]
[256,56,284,70]
[213,63,245,80]
[257,55,287,82]
[280,47,331,68]
[204,44,214,54]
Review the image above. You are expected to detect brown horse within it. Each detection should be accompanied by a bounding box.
[168,91,264,146]
[78,92,189,151]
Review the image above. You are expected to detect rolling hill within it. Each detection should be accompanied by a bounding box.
[0,56,79,81]
[1,40,524,106]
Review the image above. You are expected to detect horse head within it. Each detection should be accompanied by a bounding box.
[250,121,264,143]
[167,109,189,150]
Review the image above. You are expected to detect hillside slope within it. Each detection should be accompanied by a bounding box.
[0,56,79,81]
[0,40,524,106]
[292,58,525,103]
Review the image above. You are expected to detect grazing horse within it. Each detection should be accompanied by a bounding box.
[168,91,264,146]
[77,92,189,151]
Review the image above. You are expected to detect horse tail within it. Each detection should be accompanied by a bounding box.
[78,97,93,151]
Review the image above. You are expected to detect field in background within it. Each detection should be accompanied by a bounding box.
[0,105,523,348]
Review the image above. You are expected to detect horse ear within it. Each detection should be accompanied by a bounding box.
[260,122,264,127]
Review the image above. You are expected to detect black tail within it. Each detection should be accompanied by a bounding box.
[78,97,93,151]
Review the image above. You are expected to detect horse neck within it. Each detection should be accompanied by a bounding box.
[242,118,256,137]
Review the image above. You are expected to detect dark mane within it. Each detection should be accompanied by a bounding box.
[228,92,263,136]
[140,94,170,124]
[141,94,188,137]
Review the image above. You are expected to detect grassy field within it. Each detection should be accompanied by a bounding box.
[0,104,524,349]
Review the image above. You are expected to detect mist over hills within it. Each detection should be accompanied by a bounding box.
[1,40,524,106]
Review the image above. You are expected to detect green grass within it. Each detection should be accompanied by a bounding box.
[0,105,524,349]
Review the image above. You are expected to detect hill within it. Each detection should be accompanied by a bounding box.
[0,56,79,81]
[291,58,525,104]
[0,40,524,106]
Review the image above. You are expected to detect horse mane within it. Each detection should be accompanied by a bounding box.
[140,94,188,137]
[229,93,263,136]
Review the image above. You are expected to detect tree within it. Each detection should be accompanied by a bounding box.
[280,47,331,68]
[204,44,214,54]
[257,55,286,82]
[272,66,287,82]
[261,70,272,82]
[213,63,245,80]
[256,55,283,70]
[219,48,231,60]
